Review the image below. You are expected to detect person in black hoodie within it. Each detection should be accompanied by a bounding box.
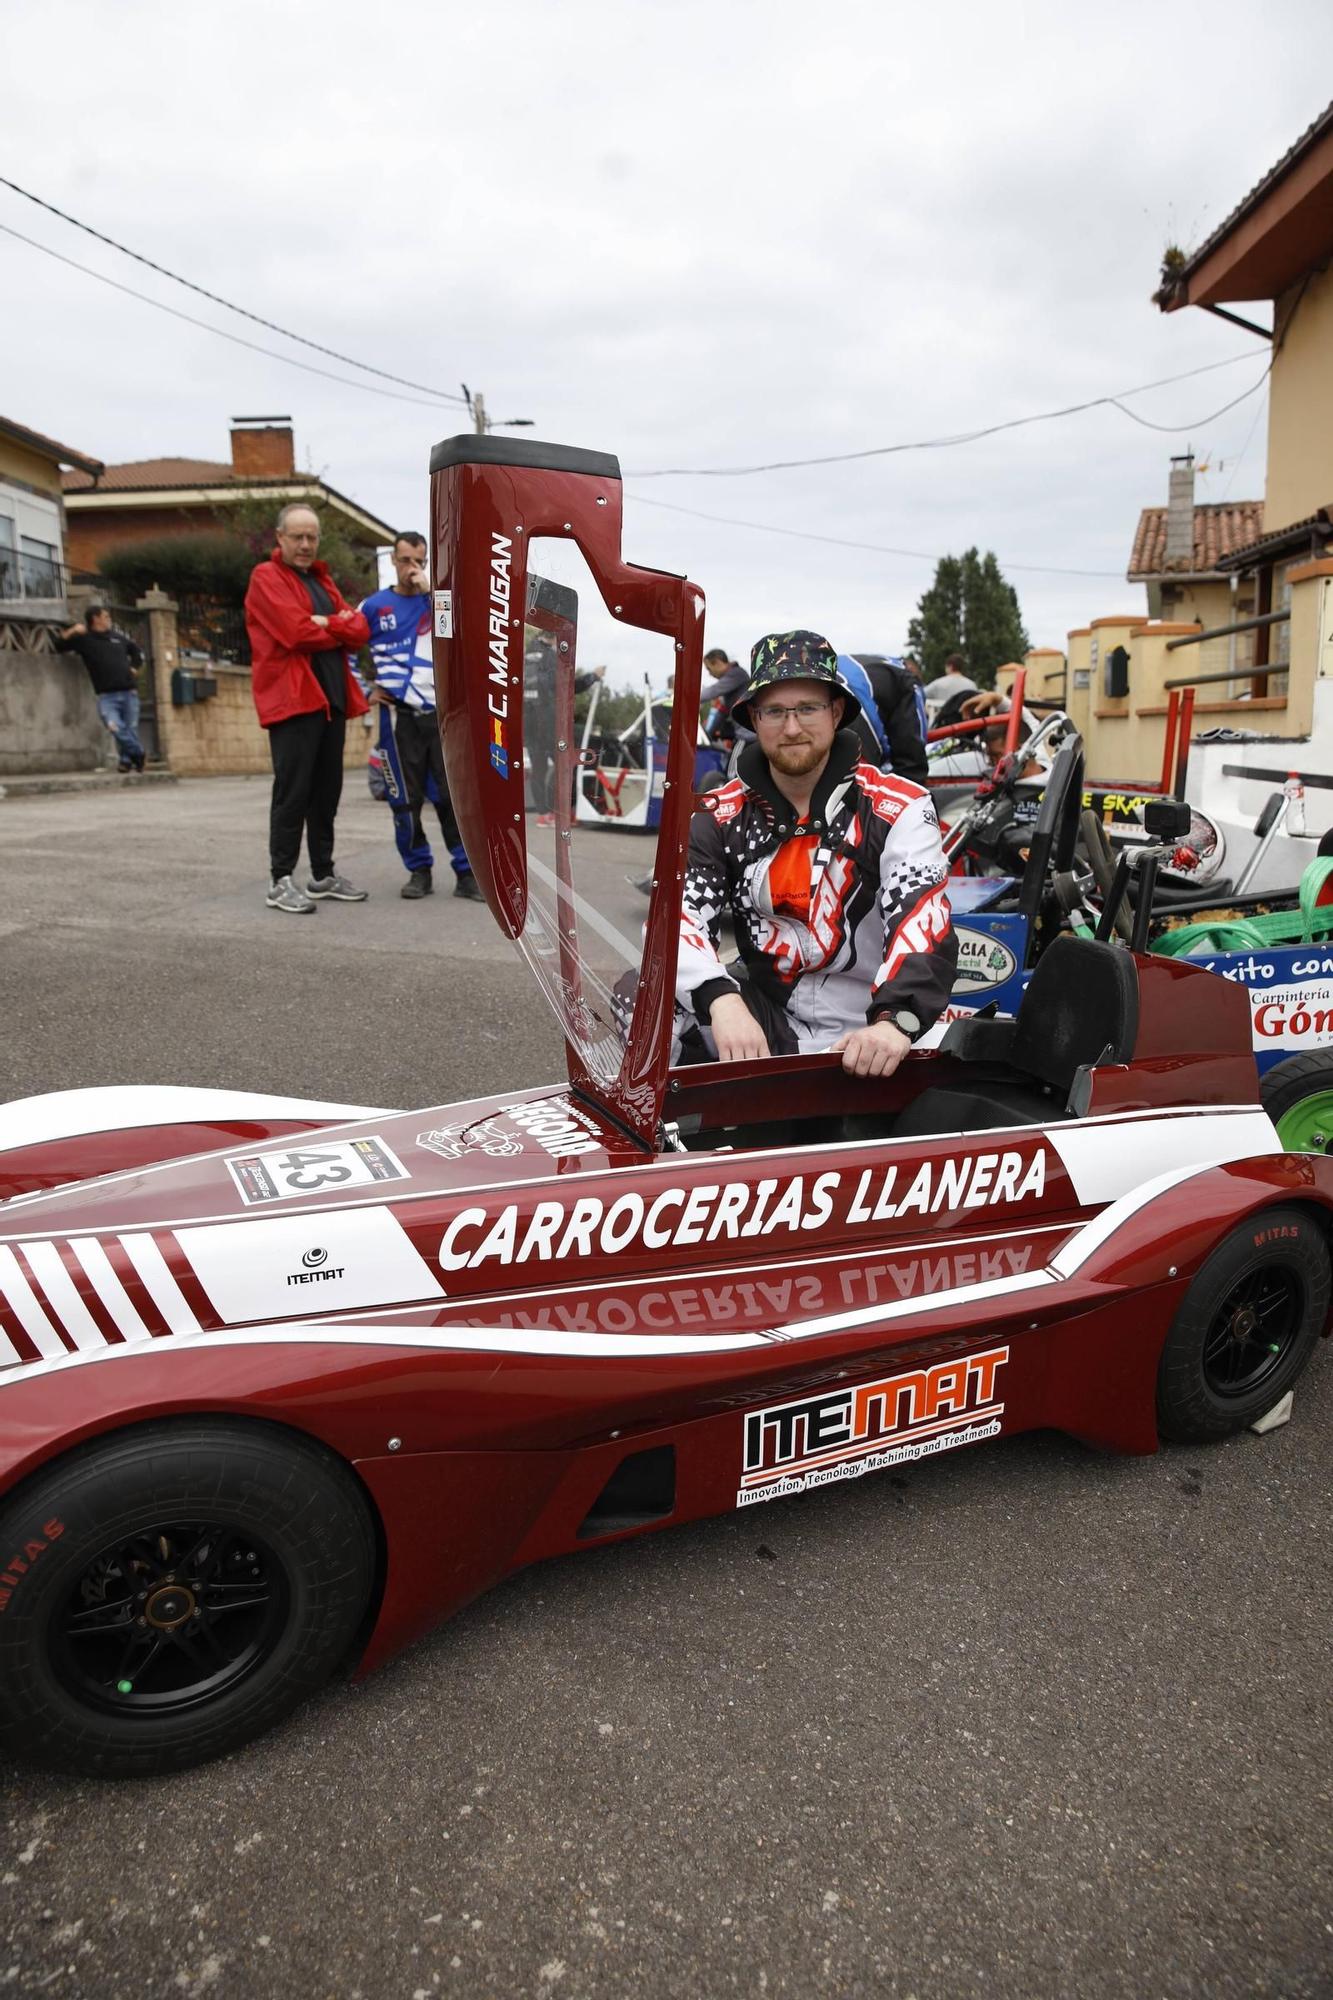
[55,605,146,771]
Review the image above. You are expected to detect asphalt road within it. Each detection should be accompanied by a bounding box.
[1,778,1330,2000]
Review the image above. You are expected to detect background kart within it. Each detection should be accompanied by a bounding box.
[941,740,1333,1146]
[1,436,1329,1779]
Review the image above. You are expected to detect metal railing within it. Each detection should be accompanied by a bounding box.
[176,595,250,666]
[0,553,69,603]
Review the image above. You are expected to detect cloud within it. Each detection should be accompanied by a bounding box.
[5,0,1328,675]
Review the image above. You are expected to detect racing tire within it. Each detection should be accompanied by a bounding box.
[0,1421,375,1778]
[1259,1051,1333,1155]
[1156,1206,1329,1444]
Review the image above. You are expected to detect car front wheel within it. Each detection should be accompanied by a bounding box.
[0,1421,375,1778]
[1156,1205,1330,1443]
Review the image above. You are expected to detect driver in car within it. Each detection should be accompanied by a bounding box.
[676,631,957,1077]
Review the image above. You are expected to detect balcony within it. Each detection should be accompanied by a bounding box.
[0,550,70,622]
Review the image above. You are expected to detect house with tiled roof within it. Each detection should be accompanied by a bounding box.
[0,413,103,623]
[1155,97,1333,678]
[1126,455,1264,673]
[62,416,395,577]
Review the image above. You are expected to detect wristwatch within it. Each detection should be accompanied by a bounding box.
[871,1003,923,1042]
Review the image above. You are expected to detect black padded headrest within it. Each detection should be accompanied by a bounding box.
[1009,937,1139,1093]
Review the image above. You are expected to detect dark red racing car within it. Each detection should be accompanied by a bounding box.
[1,438,1329,1777]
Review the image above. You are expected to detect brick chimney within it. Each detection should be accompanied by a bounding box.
[1164,453,1195,570]
[230,416,295,479]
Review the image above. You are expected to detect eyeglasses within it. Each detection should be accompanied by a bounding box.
[753,700,832,725]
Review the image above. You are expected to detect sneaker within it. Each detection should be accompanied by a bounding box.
[306,874,369,902]
[401,868,433,900]
[453,872,484,902]
[267,875,317,914]
[132,754,146,772]
[117,761,131,774]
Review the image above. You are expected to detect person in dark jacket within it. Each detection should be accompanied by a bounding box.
[243,504,371,914]
[701,647,748,746]
[55,606,145,771]
[846,653,929,784]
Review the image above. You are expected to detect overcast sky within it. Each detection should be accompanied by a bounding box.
[4,0,1331,684]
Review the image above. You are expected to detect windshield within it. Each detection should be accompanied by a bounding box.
[515,538,675,1089]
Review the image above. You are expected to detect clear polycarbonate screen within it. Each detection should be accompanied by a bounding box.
[517,537,676,1084]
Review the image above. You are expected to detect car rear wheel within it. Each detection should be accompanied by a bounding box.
[1156,1205,1329,1443]
[0,1421,375,1778]
[1260,1051,1333,1154]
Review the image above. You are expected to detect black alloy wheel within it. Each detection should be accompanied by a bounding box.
[1199,1268,1303,1402]
[1156,1205,1329,1442]
[49,1519,290,1719]
[0,1421,375,1777]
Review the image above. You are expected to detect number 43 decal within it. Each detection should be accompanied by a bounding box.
[226,1138,409,1206]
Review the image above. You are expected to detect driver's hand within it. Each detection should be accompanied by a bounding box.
[709,992,769,1063]
[829,1020,912,1078]
[962,691,1006,719]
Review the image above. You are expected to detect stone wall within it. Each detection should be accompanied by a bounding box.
[160,660,372,778]
[0,618,108,775]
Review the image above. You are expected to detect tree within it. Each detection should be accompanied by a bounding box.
[94,496,380,612]
[907,547,1030,689]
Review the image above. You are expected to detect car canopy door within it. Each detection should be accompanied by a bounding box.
[429,435,706,1150]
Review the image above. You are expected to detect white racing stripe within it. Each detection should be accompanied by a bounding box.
[69,1237,154,1344]
[118,1233,201,1335]
[1049,1109,1279,1208]
[0,1318,772,1388]
[19,1241,104,1353]
[0,1243,67,1359]
[0,1085,392,1156]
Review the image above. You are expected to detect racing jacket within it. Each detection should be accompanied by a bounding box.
[678,731,957,1051]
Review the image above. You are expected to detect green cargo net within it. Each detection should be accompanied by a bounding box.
[1151,857,1333,958]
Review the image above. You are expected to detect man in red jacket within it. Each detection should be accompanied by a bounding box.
[244,504,372,914]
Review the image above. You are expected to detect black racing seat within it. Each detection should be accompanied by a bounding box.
[894,936,1140,1137]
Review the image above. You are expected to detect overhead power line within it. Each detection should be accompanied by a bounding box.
[628,493,1126,578]
[0,222,464,412]
[625,353,1271,478]
[0,174,468,407]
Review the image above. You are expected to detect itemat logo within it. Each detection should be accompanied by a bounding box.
[287,1249,344,1288]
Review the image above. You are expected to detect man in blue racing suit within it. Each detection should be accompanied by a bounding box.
[360,533,481,901]
[677,631,956,1077]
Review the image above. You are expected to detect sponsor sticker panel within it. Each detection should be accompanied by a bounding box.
[737,1345,1009,1506]
[1192,946,1333,1071]
[176,1207,444,1324]
[226,1138,409,1207]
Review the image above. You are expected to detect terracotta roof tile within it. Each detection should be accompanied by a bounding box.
[1128,500,1265,578]
[1,414,103,477]
[61,457,299,493]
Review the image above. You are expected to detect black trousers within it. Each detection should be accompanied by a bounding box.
[268,710,345,881]
[394,705,462,861]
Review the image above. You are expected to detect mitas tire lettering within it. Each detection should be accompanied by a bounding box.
[0,1520,66,1612]
[1156,1205,1329,1444]
[0,1423,375,1778]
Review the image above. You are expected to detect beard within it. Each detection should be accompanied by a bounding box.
[767,738,828,777]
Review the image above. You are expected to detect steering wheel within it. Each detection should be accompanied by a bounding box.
[1017,737,1085,934]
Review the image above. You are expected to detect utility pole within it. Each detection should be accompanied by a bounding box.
[461,384,534,435]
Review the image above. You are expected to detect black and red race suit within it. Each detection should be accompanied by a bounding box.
[677,732,957,1053]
